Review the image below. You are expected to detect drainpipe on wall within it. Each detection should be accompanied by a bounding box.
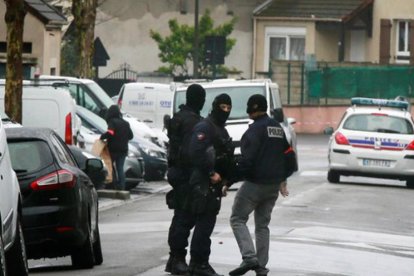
[338,22,345,62]
[252,17,257,79]
[193,0,199,78]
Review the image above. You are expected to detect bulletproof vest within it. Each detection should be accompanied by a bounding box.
[206,118,235,177]
[166,107,202,167]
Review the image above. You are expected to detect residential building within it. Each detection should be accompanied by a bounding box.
[0,0,66,78]
[253,0,414,73]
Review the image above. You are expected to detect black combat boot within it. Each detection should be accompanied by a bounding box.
[165,254,173,273]
[188,262,223,276]
[170,255,188,275]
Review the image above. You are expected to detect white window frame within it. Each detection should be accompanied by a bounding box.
[396,20,410,64]
[264,27,306,71]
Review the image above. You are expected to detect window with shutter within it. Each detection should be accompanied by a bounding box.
[379,19,391,64]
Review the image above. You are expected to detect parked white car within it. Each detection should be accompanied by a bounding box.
[327,97,414,188]
[0,115,28,275]
[172,79,297,157]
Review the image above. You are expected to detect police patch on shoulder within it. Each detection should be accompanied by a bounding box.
[197,132,206,140]
[267,126,283,138]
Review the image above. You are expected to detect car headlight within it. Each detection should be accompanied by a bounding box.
[142,147,159,157]
[128,144,142,158]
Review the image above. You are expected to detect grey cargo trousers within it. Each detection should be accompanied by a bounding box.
[230,180,279,274]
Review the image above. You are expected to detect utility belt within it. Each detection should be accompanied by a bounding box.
[187,169,222,215]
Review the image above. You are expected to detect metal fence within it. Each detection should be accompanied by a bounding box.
[270,61,414,106]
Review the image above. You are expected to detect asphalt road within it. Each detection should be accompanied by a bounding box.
[28,134,414,276]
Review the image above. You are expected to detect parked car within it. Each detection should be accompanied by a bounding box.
[172,79,297,159]
[116,82,173,129]
[0,81,81,145]
[0,116,28,275]
[5,127,103,268]
[39,75,164,147]
[76,105,167,181]
[76,106,146,188]
[68,145,107,190]
[326,97,414,188]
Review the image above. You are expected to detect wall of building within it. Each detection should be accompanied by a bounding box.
[0,2,62,76]
[368,0,414,64]
[42,29,62,75]
[253,19,314,73]
[314,27,338,61]
[284,105,347,134]
[95,0,263,79]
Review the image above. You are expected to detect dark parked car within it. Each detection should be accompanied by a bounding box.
[76,105,166,182]
[5,127,103,269]
[68,145,107,190]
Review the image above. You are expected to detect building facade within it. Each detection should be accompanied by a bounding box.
[0,0,66,78]
[253,0,414,74]
[95,0,267,79]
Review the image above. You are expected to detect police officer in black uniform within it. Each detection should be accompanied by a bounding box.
[186,93,234,276]
[165,84,206,275]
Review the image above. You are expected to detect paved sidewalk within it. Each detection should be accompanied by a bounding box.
[98,180,171,212]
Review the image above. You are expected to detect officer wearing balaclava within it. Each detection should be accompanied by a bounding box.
[165,83,206,275]
[185,93,234,276]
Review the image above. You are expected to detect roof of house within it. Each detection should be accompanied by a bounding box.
[25,0,66,25]
[254,0,368,21]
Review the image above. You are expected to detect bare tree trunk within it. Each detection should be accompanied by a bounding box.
[72,0,97,78]
[4,0,26,123]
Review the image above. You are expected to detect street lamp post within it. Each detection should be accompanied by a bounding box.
[193,0,199,78]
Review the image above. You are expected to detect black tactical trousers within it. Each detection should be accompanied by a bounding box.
[168,209,217,263]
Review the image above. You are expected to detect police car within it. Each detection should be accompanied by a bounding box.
[327,97,414,188]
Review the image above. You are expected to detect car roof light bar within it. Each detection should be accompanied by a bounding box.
[351,97,409,111]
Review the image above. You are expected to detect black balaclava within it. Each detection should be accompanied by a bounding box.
[186,83,206,112]
[246,94,267,114]
[106,105,122,122]
[211,93,232,126]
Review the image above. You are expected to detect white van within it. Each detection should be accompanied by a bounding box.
[117,82,174,129]
[172,79,297,156]
[0,84,80,145]
[38,76,166,147]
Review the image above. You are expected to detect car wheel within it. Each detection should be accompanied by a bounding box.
[327,170,340,183]
[125,181,139,191]
[93,225,103,265]
[71,224,95,269]
[0,231,6,276]
[406,178,414,189]
[5,217,28,276]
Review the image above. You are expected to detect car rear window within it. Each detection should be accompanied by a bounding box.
[8,140,54,174]
[343,114,414,134]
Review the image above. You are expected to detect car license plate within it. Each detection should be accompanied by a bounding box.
[362,159,391,167]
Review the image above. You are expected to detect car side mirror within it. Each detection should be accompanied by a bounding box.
[287,117,296,125]
[163,114,171,131]
[272,108,284,123]
[85,158,103,173]
[324,126,334,135]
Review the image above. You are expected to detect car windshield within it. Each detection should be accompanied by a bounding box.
[77,107,108,133]
[343,114,414,134]
[174,86,266,120]
[86,82,115,108]
[8,140,54,173]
